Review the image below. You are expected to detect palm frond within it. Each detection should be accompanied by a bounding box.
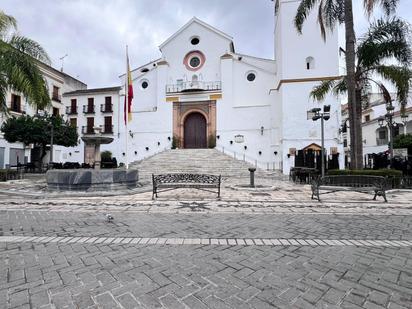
[323,0,345,30]
[363,0,399,17]
[0,75,8,114]
[9,35,51,64]
[357,18,412,68]
[295,0,318,33]
[374,65,412,105]
[0,10,17,38]
[332,78,347,96]
[310,79,337,101]
[0,43,50,109]
[318,0,326,40]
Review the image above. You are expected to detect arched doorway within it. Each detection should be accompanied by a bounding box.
[184,112,207,148]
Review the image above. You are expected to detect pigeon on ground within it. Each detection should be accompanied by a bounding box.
[106,214,114,223]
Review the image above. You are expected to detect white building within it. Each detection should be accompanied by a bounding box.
[342,93,412,162]
[1,1,345,174]
[0,61,86,168]
[58,2,344,174]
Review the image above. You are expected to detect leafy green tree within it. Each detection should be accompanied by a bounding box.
[0,10,50,113]
[393,134,412,151]
[310,18,412,111]
[1,114,78,161]
[294,0,400,169]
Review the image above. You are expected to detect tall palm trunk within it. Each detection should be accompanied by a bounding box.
[344,0,363,169]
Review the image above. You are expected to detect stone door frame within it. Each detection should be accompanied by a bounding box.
[173,100,216,149]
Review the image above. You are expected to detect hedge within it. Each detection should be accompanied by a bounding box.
[0,169,19,182]
[327,169,403,177]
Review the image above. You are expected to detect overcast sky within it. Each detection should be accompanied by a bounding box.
[2,0,411,88]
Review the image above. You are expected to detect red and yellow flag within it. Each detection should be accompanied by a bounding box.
[124,51,133,124]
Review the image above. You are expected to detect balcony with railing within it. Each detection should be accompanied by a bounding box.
[83,105,95,114]
[82,126,95,134]
[52,93,62,102]
[101,125,113,134]
[166,81,221,94]
[100,104,113,113]
[66,106,78,115]
[81,125,113,135]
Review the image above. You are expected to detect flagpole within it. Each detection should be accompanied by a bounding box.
[125,45,129,170]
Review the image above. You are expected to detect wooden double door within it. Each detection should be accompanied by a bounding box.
[184,112,207,148]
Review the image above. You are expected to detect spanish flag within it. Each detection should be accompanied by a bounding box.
[124,48,133,124]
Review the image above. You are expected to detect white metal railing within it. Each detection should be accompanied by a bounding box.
[166,81,221,93]
[215,145,282,171]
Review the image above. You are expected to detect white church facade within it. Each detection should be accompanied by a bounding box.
[1,0,345,174]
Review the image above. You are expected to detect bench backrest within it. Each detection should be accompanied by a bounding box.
[319,175,386,188]
[153,173,220,184]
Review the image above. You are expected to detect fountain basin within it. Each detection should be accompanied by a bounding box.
[46,169,138,191]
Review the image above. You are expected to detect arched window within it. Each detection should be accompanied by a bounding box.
[376,127,388,145]
[306,57,315,70]
[192,74,198,82]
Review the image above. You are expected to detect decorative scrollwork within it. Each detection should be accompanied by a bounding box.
[153,173,220,184]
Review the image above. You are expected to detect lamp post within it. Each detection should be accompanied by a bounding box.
[401,114,409,135]
[48,123,54,164]
[377,101,399,167]
[307,105,330,177]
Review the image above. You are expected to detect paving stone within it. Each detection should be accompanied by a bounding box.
[117,293,141,309]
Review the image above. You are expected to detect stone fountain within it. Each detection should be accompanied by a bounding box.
[46,126,138,191]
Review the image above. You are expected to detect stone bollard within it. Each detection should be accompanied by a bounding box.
[248,167,256,188]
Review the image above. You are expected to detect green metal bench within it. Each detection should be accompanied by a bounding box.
[311,175,388,202]
[152,173,221,199]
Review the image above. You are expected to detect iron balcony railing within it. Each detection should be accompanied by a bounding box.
[83,105,95,114]
[100,104,113,113]
[81,125,113,134]
[82,126,95,134]
[52,93,61,102]
[101,125,113,134]
[66,106,78,115]
[166,81,221,94]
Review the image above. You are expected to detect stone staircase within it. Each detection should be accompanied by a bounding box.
[129,149,280,184]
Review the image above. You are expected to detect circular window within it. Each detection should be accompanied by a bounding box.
[191,37,200,45]
[247,73,256,82]
[141,81,148,89]
[189,57,201,68]
[183,51,205,71]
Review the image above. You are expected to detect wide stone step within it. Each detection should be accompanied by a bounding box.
[130,149,280,183]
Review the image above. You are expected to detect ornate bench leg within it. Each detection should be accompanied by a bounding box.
[373,191,377,200]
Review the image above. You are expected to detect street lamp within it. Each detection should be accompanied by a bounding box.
[377,101,400,167]
[308,105,330,177]
[48,123,54,164]
[401,114,409,135]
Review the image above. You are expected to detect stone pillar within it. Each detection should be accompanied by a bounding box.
[94,144,101,169]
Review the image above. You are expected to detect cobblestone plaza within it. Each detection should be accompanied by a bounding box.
[0,176,412,308]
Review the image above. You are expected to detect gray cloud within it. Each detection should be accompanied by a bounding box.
[2,0,411,88]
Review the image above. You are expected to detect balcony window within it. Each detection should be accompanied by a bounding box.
[103,116,113,133]
[376,128,388,145]
[84,98,95,114]
[70,118,77,128]
[10,94,21,113]
[52,86,61,102]
[101,97,113,112]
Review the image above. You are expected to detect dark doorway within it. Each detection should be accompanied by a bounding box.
[184,112,207,148]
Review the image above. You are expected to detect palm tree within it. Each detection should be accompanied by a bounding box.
[294,0,400,169]
[311,18,411,106]
[310,18,412,166]
[0,10,50,113]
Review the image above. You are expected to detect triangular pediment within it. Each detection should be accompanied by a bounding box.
[159,17,233,51]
